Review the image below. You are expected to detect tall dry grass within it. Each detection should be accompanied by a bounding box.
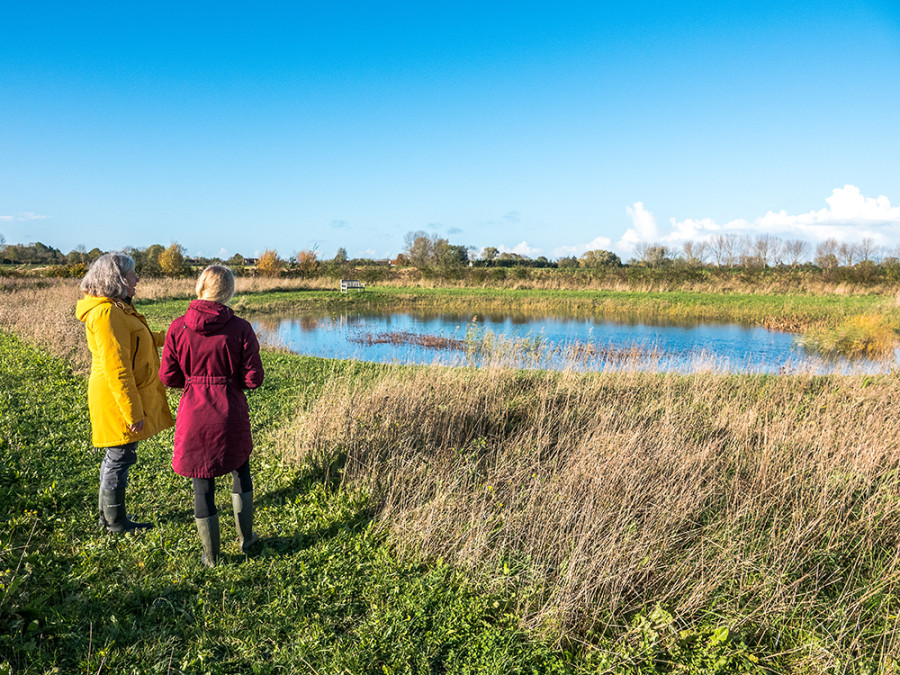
[0,277,336,371]
[0,278,89,368]
[134,275,337,300]
[357,267,900,296]
[284,365,900,666]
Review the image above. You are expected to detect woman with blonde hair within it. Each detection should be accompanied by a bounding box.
[160,265,264,566]
[76,252,173,533]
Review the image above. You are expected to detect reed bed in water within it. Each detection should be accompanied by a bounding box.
[283,363,900,668]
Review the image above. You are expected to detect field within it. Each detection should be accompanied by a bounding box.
[2,278,900,673]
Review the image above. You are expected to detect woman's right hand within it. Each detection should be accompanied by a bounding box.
[128,419,145,433]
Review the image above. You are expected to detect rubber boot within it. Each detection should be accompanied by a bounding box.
[99,487,154,533]
[195,513,220,568]
[231,491,260,552]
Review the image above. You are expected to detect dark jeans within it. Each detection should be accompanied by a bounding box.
[191,461,253,519]
[99,442,138,490]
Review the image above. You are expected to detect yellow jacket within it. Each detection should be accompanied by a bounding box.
[75,295,174,447]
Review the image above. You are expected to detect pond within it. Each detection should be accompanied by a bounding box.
[250,309,893,374]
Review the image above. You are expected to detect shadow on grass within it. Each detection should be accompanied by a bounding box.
[256,452,348,508]
[255,501,375,559]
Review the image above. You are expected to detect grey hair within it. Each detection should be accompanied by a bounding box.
[80,253,135,299]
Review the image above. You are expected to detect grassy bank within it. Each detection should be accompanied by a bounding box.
[230,285,896,330]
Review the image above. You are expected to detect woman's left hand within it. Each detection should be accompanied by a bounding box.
[128,419,145,433]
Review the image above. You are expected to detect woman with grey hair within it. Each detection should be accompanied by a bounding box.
[76,252,173,533]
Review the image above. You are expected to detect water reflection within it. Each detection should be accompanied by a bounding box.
[250,309,893,375]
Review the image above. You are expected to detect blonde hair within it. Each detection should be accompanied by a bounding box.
[196,265,235,304]
[80,252,135,299]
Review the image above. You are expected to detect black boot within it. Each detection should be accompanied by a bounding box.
[231,491,260,552]
[99,487,154,533]
[195,513,220,567]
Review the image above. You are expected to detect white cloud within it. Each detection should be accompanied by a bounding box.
[617,202,658,251]
[552,235,613,258]
[18,212,49,221]
[616,186,900,253]
[499,241,543,257]
[217,248,229,258]
[0,212,49,222]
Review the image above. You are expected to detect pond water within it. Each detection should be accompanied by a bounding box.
[250,310,893,374]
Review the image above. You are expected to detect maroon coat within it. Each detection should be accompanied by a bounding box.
[159,300,264,478]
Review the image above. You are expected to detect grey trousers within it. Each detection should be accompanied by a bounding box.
[99,442,138,490]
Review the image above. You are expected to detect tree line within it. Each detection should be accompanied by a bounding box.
[2,231,900,281]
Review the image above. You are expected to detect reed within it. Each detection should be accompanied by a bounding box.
[801,314,898,359]
[283,364,900,668]
[0,278,88,368]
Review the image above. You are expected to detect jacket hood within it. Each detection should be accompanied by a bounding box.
[76,295,129,323]
[185,299,234,335]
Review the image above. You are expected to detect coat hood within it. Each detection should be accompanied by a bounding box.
[185,299,234,335]
[76,295,129,323]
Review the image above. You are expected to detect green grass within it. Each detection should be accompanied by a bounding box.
[0,332,577,674]
[10,272,897,672]
[0,329,780,674]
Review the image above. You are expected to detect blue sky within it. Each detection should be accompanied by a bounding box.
[2,1,899,260]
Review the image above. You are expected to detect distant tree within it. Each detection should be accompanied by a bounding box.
[403,230,434,267]
[815,239,839,269]
[403,230,459,268]
[226,253,245,266]
[681,240,707,266]
[782,239,809,266]
[332,247,348,264]
[256,249,283,277]
[4,241,64,264]
[579,249,622,269]
[296,249,319,276]
[159,243,186,276]
[87,247,104,262]
[556,256,579,268]
[66,244,88,265]
[752,235,782,267]
[143,244,165,274]
[634,243,672,267]
[857,238,880,263]
[709,234,740,267]
[837,241,860,267]
[435,241,467,267]
[496,252,530,264]
[481,246,499,262]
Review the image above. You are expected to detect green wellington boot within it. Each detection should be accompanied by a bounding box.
[98,487,154,533]
[231,491,260,552]
[195,513,221,568]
